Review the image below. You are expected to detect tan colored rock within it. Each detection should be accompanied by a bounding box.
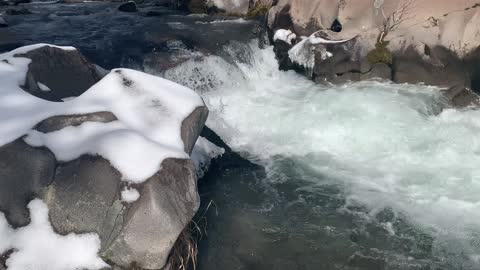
[269,0,480,56]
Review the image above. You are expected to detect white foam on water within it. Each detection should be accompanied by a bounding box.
[164,42,480,264]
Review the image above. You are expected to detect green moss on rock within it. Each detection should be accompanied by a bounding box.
[246,3,270,18]
[367,40,393,65]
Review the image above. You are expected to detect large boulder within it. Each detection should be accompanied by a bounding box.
[0,44,209,269]
[17,45,103,102]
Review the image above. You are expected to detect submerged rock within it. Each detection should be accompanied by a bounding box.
[118,1,137,12]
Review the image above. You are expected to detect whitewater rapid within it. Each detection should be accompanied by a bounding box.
[163,42,480,268]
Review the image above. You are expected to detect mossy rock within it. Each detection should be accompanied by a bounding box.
[246,3,270,18]
[367,41,393,65]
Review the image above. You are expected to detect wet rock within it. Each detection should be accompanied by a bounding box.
[392,46,469,88]
[465,47,480,94]
[18,45,103,102]
[118,1,137,13]
[6,8,32,15]
[361,63,391,81]
[0,139,56,227]
[312,45,360,83]
[0,16,7,27]
[273,38,295,71]
[442,85,480,108]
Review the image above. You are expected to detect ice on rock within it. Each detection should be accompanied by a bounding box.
[273,29,297,45]
[191,136,225,178]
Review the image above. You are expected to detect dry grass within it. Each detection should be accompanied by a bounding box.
[166,228,198,270]
[166,200,217,270]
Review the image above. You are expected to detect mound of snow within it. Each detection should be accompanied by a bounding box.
[121,187,140,203]
[0,199,107,270]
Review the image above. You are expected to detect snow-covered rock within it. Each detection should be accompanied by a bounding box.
[0,44,209,269]
[273,29,296,45]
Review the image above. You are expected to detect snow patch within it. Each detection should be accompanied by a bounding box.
[191,136,225,178]
[273,29,296,45]
[121,187,140,203]
[0,199,106,270]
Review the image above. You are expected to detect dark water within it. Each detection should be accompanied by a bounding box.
[0,1,263,69]
[196,155,454,270]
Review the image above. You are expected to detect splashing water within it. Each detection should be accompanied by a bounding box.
[163,42,480,269]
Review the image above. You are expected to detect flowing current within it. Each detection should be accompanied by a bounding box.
[162,41,480,269]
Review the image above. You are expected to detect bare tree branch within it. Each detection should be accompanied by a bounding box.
[378,0,416,42]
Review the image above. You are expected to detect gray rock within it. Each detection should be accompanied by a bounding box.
[45,156,124,250]
[392,46,469,89]
[442,85,480,108]
[104,158,199,269]
[361,63,391,81]
[17,45,103,102]
[35,111,117,133]
[182,106,208,154]
[0,139,55,227]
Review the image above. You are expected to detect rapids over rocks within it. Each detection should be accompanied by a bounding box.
[163,42,480,270]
